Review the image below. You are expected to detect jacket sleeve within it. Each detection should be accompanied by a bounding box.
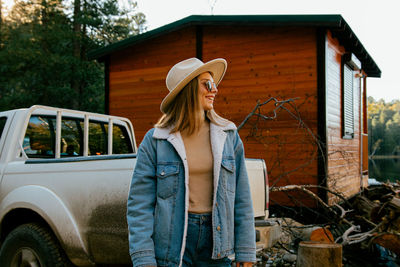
[233,131,257,263]
[127,129,158,267]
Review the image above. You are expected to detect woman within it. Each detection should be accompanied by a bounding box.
[127,58,256,267]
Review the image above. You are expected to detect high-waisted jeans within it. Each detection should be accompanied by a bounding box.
[182,213,232,267]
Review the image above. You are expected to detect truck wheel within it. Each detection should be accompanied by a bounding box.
[0,223,71,267]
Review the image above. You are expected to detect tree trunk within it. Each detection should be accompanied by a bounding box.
[296,241,342,267]
[72,0,81,109]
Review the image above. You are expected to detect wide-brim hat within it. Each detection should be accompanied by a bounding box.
[160,57,227,114]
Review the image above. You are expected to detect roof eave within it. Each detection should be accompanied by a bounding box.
[88,14,381,78]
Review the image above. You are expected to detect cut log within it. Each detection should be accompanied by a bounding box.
[297,227,334,243]
[365,186,394,201]
[372,233,400,256]
[296,241,342,267]
[296,226,320,241]
[310,228,334,243]
[389,197,400,211]
[352,196,382,223]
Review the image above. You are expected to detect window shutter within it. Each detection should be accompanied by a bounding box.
[343,64,354,138]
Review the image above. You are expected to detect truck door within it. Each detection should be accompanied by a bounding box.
[10,112,135,264]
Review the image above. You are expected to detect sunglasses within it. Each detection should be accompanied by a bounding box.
[205,80,217,92]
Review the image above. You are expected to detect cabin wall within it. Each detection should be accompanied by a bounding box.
[202,26,319,206]
[325,31,362,204]
[108,27,197,141]
[107,25,322,206]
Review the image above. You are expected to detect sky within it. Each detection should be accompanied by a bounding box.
[2,0,399,102]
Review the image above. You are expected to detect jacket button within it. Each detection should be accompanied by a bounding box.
[215,202,218,207]
[161,171,165,176]
[217,225,221,231]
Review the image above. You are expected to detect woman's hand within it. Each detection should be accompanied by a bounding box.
[236,262,253,267]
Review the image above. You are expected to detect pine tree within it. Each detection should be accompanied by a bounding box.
[0,0,145,113]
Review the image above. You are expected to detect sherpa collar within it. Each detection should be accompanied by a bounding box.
[153,121,236,140]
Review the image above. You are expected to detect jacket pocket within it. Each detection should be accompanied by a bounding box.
[156,162,179,199]
[221,158,236,193]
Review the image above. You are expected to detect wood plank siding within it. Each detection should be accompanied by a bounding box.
[91,15,381,208]
[108,27,197,141]
[325,31,362,204]
[202,26,319,206]
[104,22,369,207]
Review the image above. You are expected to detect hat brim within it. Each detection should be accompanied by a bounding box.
[160,58,227,114]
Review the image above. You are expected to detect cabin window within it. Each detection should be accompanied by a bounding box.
[342,53,361,139]
[342,63,354,139]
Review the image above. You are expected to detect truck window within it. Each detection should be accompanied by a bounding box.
[24,115,133,158]
[88,121,133,155]
[0,117,7,143]
[60,118,83,157]
[112,124,133,154]
[89,121,107,155]
[24,116,55,158]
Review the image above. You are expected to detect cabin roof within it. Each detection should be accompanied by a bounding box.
[89,14,381,78]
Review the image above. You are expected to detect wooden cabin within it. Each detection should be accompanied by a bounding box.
[90,15,381,207]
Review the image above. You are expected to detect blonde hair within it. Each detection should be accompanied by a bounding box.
[156,76,229,135]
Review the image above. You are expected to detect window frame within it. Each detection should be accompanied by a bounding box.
[23,115,134,159]
[341,53,361,140]
[342,63,355,139]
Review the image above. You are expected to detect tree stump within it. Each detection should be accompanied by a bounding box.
[296,241,342,267]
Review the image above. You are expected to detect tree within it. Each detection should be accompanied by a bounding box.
[368,97,400,156]
[0,0,145,113]
[0,0,3,27]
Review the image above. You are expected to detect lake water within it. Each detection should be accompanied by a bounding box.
[369,158,400,182]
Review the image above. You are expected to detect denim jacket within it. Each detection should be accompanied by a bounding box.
[127,122,256,267]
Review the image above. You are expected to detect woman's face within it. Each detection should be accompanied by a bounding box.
[197,72,218,111]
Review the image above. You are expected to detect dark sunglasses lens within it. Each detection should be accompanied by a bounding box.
[206,81,212,91]
[206,81,213,91]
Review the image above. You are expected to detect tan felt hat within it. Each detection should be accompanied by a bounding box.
[160,57,227,113]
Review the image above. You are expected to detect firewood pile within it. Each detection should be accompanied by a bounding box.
[327,182,400,262]
[257,183,400,266]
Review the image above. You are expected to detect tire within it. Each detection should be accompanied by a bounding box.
[0,223,72,267]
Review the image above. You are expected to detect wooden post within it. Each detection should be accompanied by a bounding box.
[296,241,342,267]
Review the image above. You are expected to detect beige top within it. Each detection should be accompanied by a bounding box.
[182,121,213,213]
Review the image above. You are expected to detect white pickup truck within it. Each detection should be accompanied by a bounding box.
[0,105,268,266]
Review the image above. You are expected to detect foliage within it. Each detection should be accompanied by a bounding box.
[0,0,145,113]
[368,96,400,156]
